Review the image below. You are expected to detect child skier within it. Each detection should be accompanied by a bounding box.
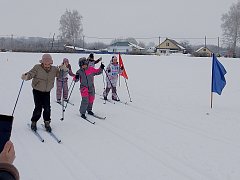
[87,53,102,67]
[74,57,105,119]
[56,58,75,103]
[103,55,124,101]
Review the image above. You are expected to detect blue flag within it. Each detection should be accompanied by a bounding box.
[211,54,227,95]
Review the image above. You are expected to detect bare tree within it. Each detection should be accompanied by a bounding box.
[59,9,83,45]
[179,40,193,54]
[138,41,146,48]
[221,1,240,57]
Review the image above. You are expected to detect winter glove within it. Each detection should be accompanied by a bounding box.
[21,73,28,80]
[73,74,79,82]
[98,57,102,61]
[100,63,105,69]
[107,69,111,73]
[59,64,68,71]
[120,66,124,70]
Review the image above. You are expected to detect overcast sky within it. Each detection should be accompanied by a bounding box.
[0,0,237,44]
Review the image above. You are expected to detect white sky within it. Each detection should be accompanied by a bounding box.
[0,0,237,44]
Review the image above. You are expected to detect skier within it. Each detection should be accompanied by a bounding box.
[56,58,75,103]
[87,53,102,67]
[21,54,65,132]
[103,55,124,101]
[74,57,105,119]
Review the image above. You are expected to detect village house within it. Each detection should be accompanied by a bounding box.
[156,38,186,55]
[194,47,213,57]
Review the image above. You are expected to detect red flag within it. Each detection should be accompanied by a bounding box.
[118,53,128,79]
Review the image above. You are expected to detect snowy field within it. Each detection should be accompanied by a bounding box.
[0,52,240,180]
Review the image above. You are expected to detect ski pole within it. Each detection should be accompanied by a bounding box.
[102,73,105,90]
[60,70,65,121]
[68,79,74,92]
[124,78,132,102]
[64,80,76,111]
[12,80,24,116]
[103,68,120,101]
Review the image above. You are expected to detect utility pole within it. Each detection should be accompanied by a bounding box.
[204,36,207,48]
[50,33,55,51]
[217,37,220,56]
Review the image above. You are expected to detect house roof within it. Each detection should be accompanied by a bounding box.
[166,38,185,50]
[109,41,145,50]
[110,41,130,47]
[157,38,186,50]
[195,46,212,53]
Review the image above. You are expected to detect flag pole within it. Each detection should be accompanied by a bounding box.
[118,53,121,87]
[210,53,214,108]
[119,74,121,87]
[210,92,213,108]
[124,78,132,102]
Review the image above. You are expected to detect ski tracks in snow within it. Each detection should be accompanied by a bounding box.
[123,101,240,150]
[96,119,216,180]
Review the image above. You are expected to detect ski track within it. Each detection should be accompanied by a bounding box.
[117,97,240,150]
[96,121,214,180]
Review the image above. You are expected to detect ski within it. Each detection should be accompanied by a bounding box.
[118,100,128,105]
[89,114,106,120]
[81,116,95,124]
[41,124,62,143]
[56,100,74,106]
[27,124,44,142]
[64,100,74,106]
[100,97,127,105]
[100,97,115,104]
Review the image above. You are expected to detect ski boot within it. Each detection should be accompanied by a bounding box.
[81,114,87,119]
[112,98,120,101]
[44,121,52,132]
[31,121,37,131]
[88,111,94,115]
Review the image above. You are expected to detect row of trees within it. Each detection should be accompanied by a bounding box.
[0,35,227,57]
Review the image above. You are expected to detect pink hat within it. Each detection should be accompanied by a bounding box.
[39,54,53,64]
[63,58,69,63]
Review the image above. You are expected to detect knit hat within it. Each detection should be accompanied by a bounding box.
[79,57,88,67]
[39,54,53,64]
[63,58,69,64]
[89,53,94,59]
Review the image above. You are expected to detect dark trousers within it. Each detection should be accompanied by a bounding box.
[31,89,51,122]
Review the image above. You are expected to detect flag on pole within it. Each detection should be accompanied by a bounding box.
[118,53,129,79]
[211,54,227,95]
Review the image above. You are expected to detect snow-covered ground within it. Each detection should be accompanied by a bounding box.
[1,52,240,180]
